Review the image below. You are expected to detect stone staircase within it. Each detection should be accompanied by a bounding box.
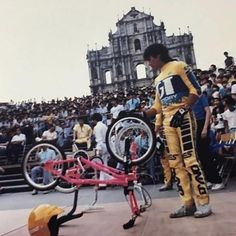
[0,144,34,194]
[0,144,73,194]
[0,164,32,193]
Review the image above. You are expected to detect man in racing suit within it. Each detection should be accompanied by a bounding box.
[143,43,212,218]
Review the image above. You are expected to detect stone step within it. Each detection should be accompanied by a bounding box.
[0,173,23,181]
[0,184,32,194]
[0,178,27,187]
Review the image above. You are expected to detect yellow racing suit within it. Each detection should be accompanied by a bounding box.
[152,61,209,206]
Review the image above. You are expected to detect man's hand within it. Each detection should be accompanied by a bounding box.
[201,128,208,139]
[170,108,188,128]
[155,125,164,135]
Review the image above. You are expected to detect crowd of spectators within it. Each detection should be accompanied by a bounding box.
[0,57,235,167]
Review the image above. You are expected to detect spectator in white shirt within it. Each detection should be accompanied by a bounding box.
[41,124,57,144]
[8,127,26,164]
[91,113,111,190]
[222,95,236,133]
[110,98,125,123]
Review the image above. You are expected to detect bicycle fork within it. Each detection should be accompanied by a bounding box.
[123,182,140,229]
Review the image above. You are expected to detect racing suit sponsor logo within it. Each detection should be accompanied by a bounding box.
[175,176,184,196]
[190,164,207,195]
[156,75,189,106]
[182,150,192,159]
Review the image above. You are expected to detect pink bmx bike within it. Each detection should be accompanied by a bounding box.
[22,114,156,231]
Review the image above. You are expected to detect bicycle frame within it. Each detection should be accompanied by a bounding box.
[46,157,137,187]
[43,153,143,227]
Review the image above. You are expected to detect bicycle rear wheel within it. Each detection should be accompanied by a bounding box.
[106,114,156,165]
[22,142,66,191]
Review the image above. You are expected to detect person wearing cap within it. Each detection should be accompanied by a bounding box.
[143,43,211,218]
[211,92,225,140]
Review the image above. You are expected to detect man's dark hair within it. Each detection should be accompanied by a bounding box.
[224,51,228,56]
[210,64,217,70]
[143,43,173,63]
[91,113,102,122]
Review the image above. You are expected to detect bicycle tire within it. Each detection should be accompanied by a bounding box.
[106,114,156,165]
[22,142,66,191]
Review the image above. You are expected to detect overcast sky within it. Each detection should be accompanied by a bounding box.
[0,0,235,103]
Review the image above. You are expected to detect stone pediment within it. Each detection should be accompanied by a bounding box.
[117,7,150,24]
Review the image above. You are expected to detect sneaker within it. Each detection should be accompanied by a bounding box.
[194,204,212,218]
[169,204,196,218]
[206,182,213,189]
[32,189,38,195]
[211,182,225,191]
[159,184,173,192]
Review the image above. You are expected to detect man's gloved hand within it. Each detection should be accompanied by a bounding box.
[156,135,165,156]
[170,108,188,128]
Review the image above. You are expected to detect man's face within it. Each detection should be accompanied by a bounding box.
[92,119,97,126]
[213,98,220,106]
[146,56,161,72]
[216,77,223,84]
[16,128,21,135]
[111,100,117,106]
[50,126,55,132]
[78,119,84,126]
[209,65,216,72]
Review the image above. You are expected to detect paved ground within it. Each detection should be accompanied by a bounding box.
[0,179,236,236]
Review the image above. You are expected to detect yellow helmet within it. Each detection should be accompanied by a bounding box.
[28,204,64,236]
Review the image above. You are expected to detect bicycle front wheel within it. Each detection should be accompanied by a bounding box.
[22,142,66,191]
[106,114,156,165]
